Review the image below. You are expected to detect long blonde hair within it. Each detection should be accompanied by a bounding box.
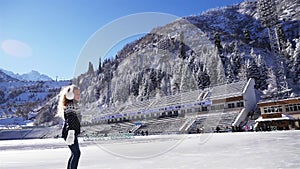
[56,84,79,120]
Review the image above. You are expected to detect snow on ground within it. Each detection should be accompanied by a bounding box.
[1,131,300,169]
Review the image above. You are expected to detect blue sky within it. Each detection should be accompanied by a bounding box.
[0,0,244,80]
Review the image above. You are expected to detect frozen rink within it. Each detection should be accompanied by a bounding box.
[1,130,300,169]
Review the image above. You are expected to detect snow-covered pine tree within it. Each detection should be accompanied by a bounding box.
[130,75,140,97]
[214,32,222,52]
[226,61,234,84]
[171,59,183,95]
[285,40,295,58]
[206,47,223,85]
[180,63,196,92]
[160,72,171,96]
[246,55,260,89]
[256,54,268,90]
[179,32,187,60]
[231,42,241,78]
[243,29,251,43]
[147,69,158,98]
[292,38,300,84]
[139,74,149,101]
[276,24,287,52]
[196,68,210,90]
[263,67,278,97]
[238,63,248,81]
[216,56,226,84]
[112,77,129,105]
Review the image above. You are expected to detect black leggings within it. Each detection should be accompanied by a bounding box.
[67,137,81,169]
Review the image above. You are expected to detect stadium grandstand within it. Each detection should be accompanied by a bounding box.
[82,78,257,135]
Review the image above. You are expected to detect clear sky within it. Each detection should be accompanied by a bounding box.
[0,0,244,80]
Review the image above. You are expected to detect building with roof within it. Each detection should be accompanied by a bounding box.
[255,97,300,131]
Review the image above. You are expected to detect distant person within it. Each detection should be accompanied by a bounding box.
[145,130,148,136]
[141,130,145,136]
[216,126,221,133]
[245,125,249,132]
[57,84,81,169]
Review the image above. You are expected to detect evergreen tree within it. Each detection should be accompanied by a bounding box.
[180,63,196,92]
[256,54,268,90]
[284,40,295,58]
[264,67,278,95]
[95,87,101,100]
[226,62,234,84]
[276,24,286,51]
[246,57,260,89]
[147,70,157,98]
[243,29,251,43]
[130,76,139,97]
[171,59,183,94]
[0,90,5,104]
[148,69,157,91]
[87,62,94,75]
[216,57,226,84]
[179,32,187,60]
[231,42,241,77]
[292,39,300,84]
[139,76,149,101]
[160,74,171,96]
[97,57,102,75]
[238,63,248,81]
[206,48,222,85]
[214,32,222,51]
[196,68,210,90]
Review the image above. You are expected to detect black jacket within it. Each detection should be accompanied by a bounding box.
[62,105,81,140]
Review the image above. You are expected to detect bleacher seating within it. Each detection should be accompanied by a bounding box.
[188,109,240,133]
[210,80,246,99]
[84,80,248,135]
[136,117,186,135]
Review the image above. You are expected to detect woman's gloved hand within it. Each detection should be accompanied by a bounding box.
[66,130,75,145]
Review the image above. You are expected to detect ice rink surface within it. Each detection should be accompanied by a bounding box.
[1,130,300,169]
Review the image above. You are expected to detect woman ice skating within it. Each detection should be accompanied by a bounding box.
[57,84,81,169]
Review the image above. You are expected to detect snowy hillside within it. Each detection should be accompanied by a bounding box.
[0,79,71,126]
[74,0,299,115]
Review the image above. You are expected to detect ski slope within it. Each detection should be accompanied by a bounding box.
[1,131,300,169]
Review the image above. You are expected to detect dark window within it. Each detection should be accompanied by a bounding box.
[228,103,235,109]
[294,105,298,111]
[237,102,244,107]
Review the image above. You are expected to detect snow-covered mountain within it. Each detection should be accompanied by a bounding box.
[73,0,299,113]
[0,69,53,81]
[0,70,19,82]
